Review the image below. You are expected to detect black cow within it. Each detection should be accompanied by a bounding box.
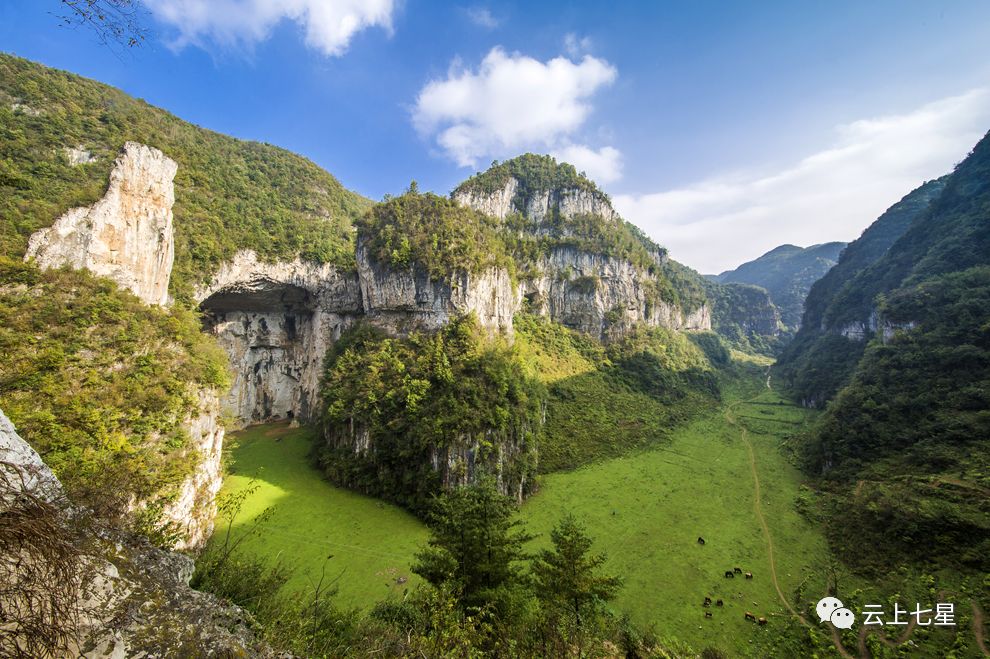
[724,570,734,578]
[697,536,706,545]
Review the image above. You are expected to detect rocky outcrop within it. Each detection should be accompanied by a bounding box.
[160,390,225,550]
[452,177,617,222]
[0,409,272,658]
[521,246,709,339]
[356,239,517,336]
[196,250,363,426]
[454,179,710,340]
[24,142,176,305]
[0,409,63,505]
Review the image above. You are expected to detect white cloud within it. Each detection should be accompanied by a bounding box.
[463,7,499,28]
[613,89,990,274]
[552,144,623,183]
[563,33,592,58]
[144,0,396,56]
[413,46,619,174]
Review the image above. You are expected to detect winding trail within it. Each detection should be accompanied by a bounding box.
[730,369,988,658]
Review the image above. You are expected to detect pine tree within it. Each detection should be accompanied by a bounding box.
[532,514,622,630]
[412,480,533,615]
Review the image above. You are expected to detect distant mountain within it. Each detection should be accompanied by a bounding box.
[712,242,846,329]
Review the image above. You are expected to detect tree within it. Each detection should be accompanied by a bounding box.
[412,480,533,615]
[531,513,622,650]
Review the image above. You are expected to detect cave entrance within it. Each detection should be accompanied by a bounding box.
[200,279,318,426]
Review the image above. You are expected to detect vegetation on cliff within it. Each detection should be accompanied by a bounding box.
[318,315,544,514]
[356,187,513,280]
[703,280,783,356]
[776,177,948,402]
[453,153,605,210]
[0,54,370,301]
[514,313,723,471]
[0,258,229,526]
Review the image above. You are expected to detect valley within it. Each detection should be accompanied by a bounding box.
[212,364,830,656]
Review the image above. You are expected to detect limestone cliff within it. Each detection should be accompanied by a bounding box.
[356,238,516,336]
[24,142,176,306]
[451,157,711,340]
[196,249,363,426]
[160,390,225,550]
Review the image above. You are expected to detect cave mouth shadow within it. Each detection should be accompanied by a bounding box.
[199,279,319,424]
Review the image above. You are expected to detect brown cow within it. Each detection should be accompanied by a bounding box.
[758,617,768,626]
[744,612,757,622]
[744,572,753,579]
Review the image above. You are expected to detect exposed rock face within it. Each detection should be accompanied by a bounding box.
[0,408,272,658]
[0,409,63,505]
[454,179,710,340]
[25,142,176,305]
[196,250,362,426]
[452,178,618,222]
[356,240,517,336]
[522,246,709,339]
[160,390,225,550]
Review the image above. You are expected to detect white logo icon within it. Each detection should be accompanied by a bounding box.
[830,607,855,629]
[816,596,846,625]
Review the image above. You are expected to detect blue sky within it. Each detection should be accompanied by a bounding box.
[2,0,990,272]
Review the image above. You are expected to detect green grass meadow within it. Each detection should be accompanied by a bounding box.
[214,423,429,607]
[208,372,833,654]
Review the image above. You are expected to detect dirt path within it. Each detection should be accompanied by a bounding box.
[744,369,989,658]
[724,391,856,659]
[973,601,989,656]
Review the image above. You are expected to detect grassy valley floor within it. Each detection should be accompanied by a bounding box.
[206,367,845,655]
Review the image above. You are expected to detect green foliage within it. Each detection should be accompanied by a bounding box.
[0,258,229,522]
[780,131,990,580]
[0,54,370,301]
[413,481,534,617]
[776,176,949,402]
[531,513,622,649]
[319,315,544,514]
[805,267,990,571]
[356,190,512,280]
[513,314,721,471]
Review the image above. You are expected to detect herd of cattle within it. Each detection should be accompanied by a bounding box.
[696,536,767,626]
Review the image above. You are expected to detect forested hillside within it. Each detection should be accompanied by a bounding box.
[0,53,371,301]
[776,176,949,404]
[781,131,990,575]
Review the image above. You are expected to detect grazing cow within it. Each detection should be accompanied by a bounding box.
[745,572,753,579]
[716,599,724,607]
[758,617,768,626]
[697,536,706,545]
[703,597,712,607]
[396,576,408,585]
[704,611,713,618]
[724,570,735,578]
[744,612,757,622]
[733,567,742,574]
